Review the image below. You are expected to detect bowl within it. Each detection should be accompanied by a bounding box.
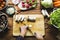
[6,6,16,16]
[0,0,7,10]
[0,11,8,32]
[50,8,60,29]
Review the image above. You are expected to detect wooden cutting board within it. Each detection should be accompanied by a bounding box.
[13,14,45,36]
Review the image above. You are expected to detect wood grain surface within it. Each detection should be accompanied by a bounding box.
[13,14,45,36]
[0,0,58,40]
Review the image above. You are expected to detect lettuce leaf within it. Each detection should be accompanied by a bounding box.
[41,0,53,8]
[50,8,60,30]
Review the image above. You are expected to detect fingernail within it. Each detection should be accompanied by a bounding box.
[34,32,36,36]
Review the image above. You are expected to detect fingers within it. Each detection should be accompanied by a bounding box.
[34,32,44,40]
[20,25,28,37]
[20,25,28,33]
[21,26,28,30]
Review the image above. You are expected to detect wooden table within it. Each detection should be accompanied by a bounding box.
[0,15,58,40]
[0,0,59,40]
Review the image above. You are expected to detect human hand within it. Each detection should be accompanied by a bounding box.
[34,32,44,40]
[20,25,27,37]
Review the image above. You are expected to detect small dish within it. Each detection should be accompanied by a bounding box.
[0,0,7,10]
[6,6,16,16]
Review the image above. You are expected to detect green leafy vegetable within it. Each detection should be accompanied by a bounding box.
[41,0,53,8]
[50,8,60,30]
